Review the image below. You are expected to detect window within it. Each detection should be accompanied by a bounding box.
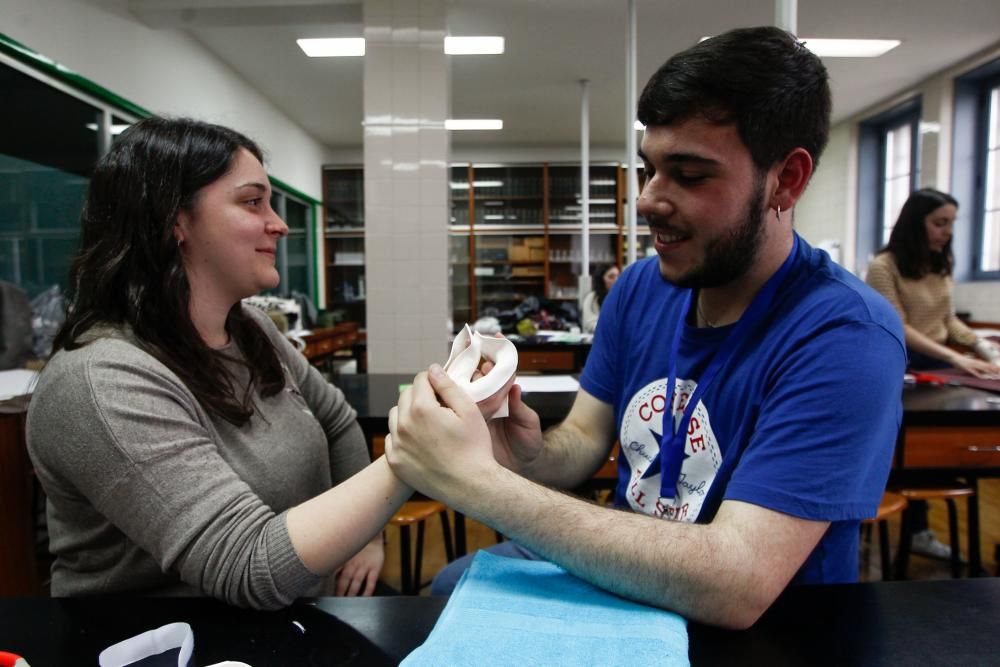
[0,55,136,299]
[855,99,921,269]
[953,58,1000,281]
[263,189,315,300]
[978,81,1000,274]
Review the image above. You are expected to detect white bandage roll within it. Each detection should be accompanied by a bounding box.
[443,324,518,419]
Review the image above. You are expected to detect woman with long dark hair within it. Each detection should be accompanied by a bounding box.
[866,187,1000,562]
[26,117,412,607]
[866,188,1000,377]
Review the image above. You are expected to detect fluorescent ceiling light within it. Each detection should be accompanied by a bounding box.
[445,36,505,55]
[699,36,899,58]
[446,119,503,131]
[799,38,900,57]
[85,123,130,134]
[297,38,365,57]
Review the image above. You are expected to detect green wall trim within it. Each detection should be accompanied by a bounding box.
[268,176,321,207]
[0,32,152,119]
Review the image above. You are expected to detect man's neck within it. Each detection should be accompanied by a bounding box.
[696,231,794,328]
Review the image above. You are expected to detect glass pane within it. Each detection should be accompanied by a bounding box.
[981,210,1000,273]
[284,233,310,295]
[548,165,619,228]
[471,166,543,226]
[882,175,911,245]
[285,198,308,233]
[324,168,363,228]
[886,123,912,179]
[0,62,102,298]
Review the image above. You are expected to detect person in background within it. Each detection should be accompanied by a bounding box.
[866,187,1000,561]
[26,117,412,607]
[386,26,905,629]
[580,264,620,333]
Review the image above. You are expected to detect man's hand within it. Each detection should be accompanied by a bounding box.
[333,537,384,596]
[387,365,499,503]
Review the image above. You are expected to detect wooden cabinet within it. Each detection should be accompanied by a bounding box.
[903,426,1000,468]
[302,323,360,364]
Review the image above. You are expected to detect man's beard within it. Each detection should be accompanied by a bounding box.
[671,175,767,289]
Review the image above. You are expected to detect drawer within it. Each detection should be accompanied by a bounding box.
[903,426,1000,468]
[518,350,575,371]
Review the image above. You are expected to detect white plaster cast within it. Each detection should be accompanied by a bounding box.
[443,324,518,419]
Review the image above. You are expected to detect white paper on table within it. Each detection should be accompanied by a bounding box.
[0,369,38,401]
[98,621,250,667]
[516,375,580,393]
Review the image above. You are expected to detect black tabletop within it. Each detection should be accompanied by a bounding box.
[2,579,999,666]
[334,374,1000,431]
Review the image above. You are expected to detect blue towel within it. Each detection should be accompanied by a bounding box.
[402,551,689,666]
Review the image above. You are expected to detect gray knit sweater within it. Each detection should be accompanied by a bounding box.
[26,307,369,609]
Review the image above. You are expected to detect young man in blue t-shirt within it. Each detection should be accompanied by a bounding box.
[386,26,905,629]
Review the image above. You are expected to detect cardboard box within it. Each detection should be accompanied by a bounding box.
[524,237,545,248]
[509,246,530,261]
[529,248,546,261]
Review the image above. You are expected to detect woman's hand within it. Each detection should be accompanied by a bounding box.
[951,353,1000,379]
[333,537,384,596]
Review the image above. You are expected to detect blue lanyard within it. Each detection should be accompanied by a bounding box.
[652,235,800,500]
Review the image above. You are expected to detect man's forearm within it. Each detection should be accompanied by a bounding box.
[450,464,801,629]
[522,421,613,489]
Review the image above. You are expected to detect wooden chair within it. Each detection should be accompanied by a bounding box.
[373,436,455,594]
[861,491,908,581]
[892,482,975,579]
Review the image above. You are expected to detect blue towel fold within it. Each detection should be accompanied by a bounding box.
[402,551,689,666]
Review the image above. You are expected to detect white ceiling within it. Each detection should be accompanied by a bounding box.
[129,0,1000,152]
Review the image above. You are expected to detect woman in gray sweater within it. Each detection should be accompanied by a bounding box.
[26,117,412,608]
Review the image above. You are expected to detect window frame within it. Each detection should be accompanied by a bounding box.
[971,74,1000,280]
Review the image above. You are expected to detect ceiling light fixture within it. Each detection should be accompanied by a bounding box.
[699,36,900,58]
[446,119,503,131]
[297,38,365,57]
[798,38,900,57]
[444,36,505,55]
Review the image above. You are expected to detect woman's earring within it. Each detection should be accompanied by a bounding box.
[776,205,782,223]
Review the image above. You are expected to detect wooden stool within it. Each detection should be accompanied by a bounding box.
[861,491,908,581]
[389,500,454,595]
[893,483,975,579]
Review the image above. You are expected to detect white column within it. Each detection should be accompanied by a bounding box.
[579,78,591,308]
[625,0,638,265]
[775,0,797,34]
[363,0,450,373]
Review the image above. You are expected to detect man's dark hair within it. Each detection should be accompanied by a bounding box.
[882,188,958,278]
[54,116,285,425]
[637,26,831,172]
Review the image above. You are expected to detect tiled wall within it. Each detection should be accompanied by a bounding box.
[363,0,451,372]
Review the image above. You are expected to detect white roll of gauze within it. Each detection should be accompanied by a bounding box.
[443,324,518,419]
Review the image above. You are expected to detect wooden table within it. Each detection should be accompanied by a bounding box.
[2,579,999,665]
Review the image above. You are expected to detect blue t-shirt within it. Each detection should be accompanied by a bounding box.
[580,235,905,584]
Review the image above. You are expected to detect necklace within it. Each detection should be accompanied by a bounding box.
[696,294,718,328]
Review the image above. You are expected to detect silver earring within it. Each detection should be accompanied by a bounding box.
[776,205,782,222]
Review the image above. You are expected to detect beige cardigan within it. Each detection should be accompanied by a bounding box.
[865,252,977,347]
